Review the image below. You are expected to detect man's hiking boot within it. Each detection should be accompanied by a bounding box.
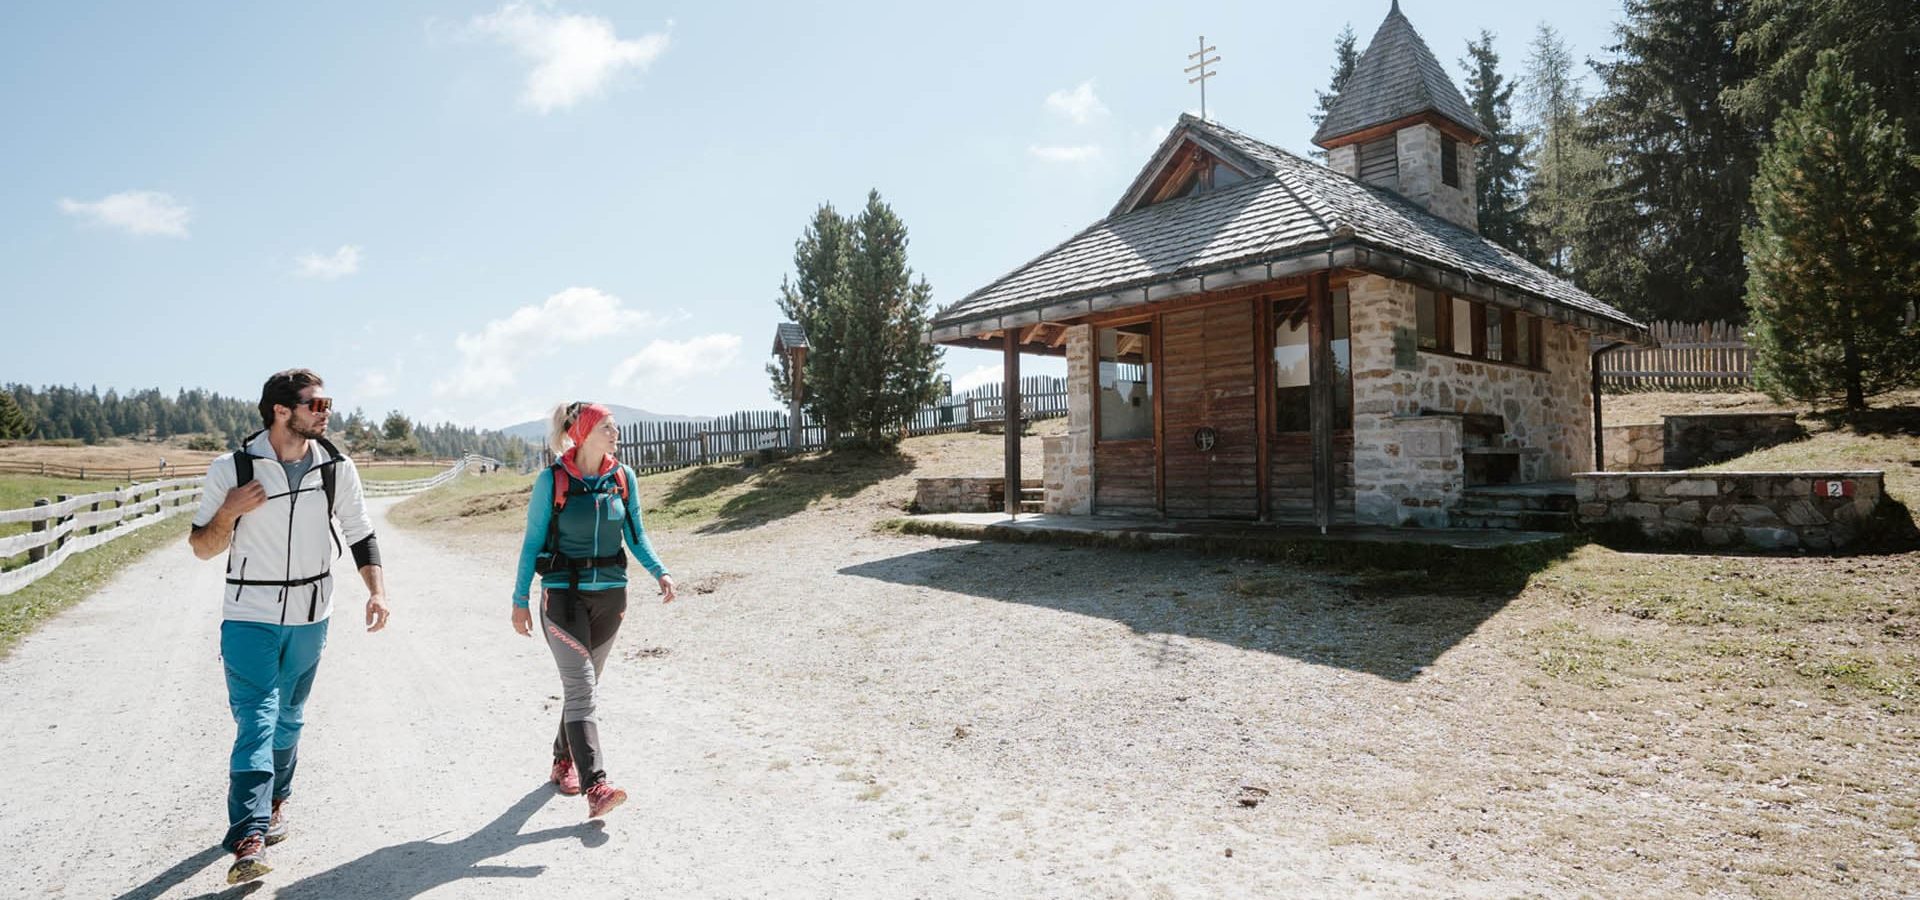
[227,835,271,885]
[551,757,582,795]
[265,799,290,846]
[585,781,627,819]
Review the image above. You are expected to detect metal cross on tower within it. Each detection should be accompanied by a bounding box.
[1185,36,1219,121]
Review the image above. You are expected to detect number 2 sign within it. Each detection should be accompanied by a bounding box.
[1819,480,1854,498]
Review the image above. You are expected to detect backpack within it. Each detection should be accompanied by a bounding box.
[230,430,345,553]
[535,461,642,575]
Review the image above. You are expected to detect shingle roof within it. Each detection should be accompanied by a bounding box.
[932,116,1642,337]
[1312,1,1490,146]
[773,322,810,353]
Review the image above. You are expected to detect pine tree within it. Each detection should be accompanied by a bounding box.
[1310,24,1359,162]
[1520,24,1588,273]
[1460,31,1531,251]
[770,191,942,447]
[0,391,30,439]
[1577,0,1759,323]
[1745,52,1920,411]
[1729,0,1919,147]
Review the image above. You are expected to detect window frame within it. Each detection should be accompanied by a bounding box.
[1415,291,1551,373]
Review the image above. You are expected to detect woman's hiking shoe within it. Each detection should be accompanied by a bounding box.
[585,782,627,819]
[227,835,271,885]
[265,799,290,846]
[550,757,582,795]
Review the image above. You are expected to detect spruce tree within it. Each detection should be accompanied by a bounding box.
[768,203,854,436]
[1310,24,1359,163]
[1745,52,1920,411]
[1460,31,1531,252]
[0,391,30,439]
[1520,24,1588,273]
[1578,0,1758,323]
[1729,0,1919,147]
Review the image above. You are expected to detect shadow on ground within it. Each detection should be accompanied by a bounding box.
[687,449,913,534]
[112,845,258,900]
[272,785,606,900]
[1810,403,1920,437]
[840,538,1573,682]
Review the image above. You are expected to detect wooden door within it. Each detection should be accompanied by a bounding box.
[1160,301,1259,519]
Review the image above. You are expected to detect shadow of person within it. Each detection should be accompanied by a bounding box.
[112,844,231,900]
[273,785,608,900]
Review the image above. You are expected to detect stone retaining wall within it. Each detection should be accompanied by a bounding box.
[1600,423,1665,471]
[1663,413,1804,469]
[914,478,1005,514]
[1574,471,1885,550]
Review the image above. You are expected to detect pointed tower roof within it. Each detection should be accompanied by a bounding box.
[1312,1,1490,147]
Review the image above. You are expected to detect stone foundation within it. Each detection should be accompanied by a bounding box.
[1574,471,1885,551]
[914,477,1027,514]
[1049,325,1095,515]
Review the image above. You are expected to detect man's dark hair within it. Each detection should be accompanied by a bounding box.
[258,368,325,429]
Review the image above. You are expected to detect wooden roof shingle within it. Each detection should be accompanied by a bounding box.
[1312,1,1490,146]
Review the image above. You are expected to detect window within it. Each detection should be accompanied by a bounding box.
[1441,137,1460,188]
[1358,135,1398,187]
[1487,309,1505,361]
[1416,288,1439,349]
[1273,290,1352,433]
[1211,162,1247,189]
[1452,296,1475,356]
[1097,323,1153,441]
[1511,313,1534,367]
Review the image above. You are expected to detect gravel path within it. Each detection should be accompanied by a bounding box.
[1,493,1909,898]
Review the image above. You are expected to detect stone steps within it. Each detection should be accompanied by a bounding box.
[1454,482,1579,531]
[1450,508,1578,532]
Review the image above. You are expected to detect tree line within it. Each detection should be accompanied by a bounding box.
[0,383,530,462]
[1316,0,1918,409]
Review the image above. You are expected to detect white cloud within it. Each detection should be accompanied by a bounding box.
[947,364,1003,394]
[470,3,670,113]
[609,334,742,390]
[296,245,362,279]
[435,287,667,397]
[57,190,191,238]
[1028,144,1102,164]
[1044,79,1109,125]
[356,371,395,401]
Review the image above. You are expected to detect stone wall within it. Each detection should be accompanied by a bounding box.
[1574,471,1885,551]
[1664,413,1805,469]
[1048,324,1094,515]
[1347,274,1594,525]
[1601,423,1665,472]
[914,477,1004,514]
[1393,123,1477,231]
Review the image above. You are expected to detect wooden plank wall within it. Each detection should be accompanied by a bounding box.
[1269,433,1355,523]
[1093,442,1156,514]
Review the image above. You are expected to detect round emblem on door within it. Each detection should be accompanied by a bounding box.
[1193,427,1218,452]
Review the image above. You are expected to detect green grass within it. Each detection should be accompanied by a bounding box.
[388,471,534,532]
[359,464,452,482]
[0,475,115,542]
[0,516,189,657]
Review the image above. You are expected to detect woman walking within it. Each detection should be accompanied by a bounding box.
[512,401,676,818]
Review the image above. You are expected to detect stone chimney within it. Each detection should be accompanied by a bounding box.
[1312,1,1486,232]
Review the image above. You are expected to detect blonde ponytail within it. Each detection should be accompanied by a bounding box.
[546,402,578,456]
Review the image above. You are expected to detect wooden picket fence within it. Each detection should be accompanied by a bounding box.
[532,377,1071,475]
[0,478,203,595]
[1599,320,1753,390]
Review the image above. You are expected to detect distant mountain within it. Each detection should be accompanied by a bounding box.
[498,404,708,443]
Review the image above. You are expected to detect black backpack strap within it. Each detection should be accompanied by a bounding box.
[315,437,344,515]
[228,430,266,536]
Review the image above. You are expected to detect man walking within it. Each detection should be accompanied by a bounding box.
[188,369,390,885]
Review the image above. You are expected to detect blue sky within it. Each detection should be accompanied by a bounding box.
[0,1,1624,429]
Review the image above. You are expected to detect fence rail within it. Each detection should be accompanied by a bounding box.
[0,456,466,483]
[529,377,1072,475]
[0,477,203,595]
[361,456,490,497]
[1600,320,1753,390]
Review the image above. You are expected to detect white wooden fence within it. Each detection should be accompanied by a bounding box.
[0,455,494,596]
[0,478,203,595]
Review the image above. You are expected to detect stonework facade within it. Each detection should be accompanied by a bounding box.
[1600,423,1665,472]
[1346,274,1594,526]
[1044,324,1095,515]
[1324,124,1477,231]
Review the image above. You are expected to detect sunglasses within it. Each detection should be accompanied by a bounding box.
[295,397,334,414]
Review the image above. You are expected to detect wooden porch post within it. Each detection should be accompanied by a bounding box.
[1004,331,1022,518]
[1308,273,1335,533]
[788,347,807,451]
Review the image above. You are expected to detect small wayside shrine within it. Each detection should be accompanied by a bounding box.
[926,2,1647,529]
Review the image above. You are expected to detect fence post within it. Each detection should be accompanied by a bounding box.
[54,494,72,554]
[114,486,126,530]
[698,432,709,466]
[88,497,102,536]
[27,498,49,563]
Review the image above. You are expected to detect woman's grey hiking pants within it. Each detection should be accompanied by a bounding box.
[539,586,626,787]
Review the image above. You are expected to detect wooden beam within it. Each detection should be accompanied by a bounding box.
[1255,295,1273,521]
[1316,110,1488,149]
[1152,313,1167,514]
[1018,324,1044,345]
[1308,272,1336,533]
[1046,324,1070,348]
[1004,331,1022,518]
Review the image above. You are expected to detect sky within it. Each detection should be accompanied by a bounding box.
[0,0,1626,430]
